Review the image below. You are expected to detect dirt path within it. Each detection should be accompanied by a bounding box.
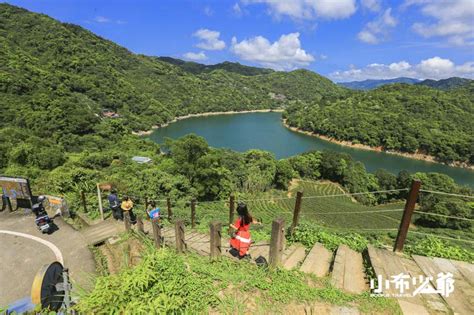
[0,211,96,306]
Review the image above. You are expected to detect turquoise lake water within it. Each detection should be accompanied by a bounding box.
[149,112,474,188]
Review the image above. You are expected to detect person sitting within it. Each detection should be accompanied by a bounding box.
[121,195,136,224]
[229,202,261,259]
[108,189,122,220]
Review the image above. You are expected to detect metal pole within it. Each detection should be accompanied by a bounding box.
[394,180,421,252]
[290,191,303,235]
[97,184,104,221]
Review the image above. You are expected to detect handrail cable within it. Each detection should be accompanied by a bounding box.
[301,188,408,199]
[419,190,474,199]
[302,208,404,215]
[408,231,474,244]
[413,211,474,222]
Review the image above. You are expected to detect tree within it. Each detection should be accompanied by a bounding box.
[375,169,398,202]
[168,134,209,183]
[274,160,296,190]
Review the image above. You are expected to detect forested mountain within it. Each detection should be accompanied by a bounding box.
[338,77,420,90]
[0,3,342,135]
[416,77,472,90]
[285,83,474,165]
[157,57,274,76]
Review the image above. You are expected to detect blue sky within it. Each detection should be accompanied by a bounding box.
[5,0,474,81]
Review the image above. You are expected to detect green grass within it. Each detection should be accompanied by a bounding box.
[75,235,401,314]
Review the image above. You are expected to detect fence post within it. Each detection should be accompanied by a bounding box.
[152,218,161,249]
[175,220,186,253]
[167,197,172,221]
[394,180,421,252]
[228,195,235,234]
[96,184,104,221]
[209,221,222,260]
[191,198,196,229]
[269,219,285,268]
[124,211,131,232]
[290,191,303,235]
[80,191,88,213]
[137,216,144,234]
[144,196,149,209]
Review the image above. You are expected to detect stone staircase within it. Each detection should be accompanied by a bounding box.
[82,219,474,315]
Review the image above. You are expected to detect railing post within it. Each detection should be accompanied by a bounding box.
[175,220,186,253]
[124,211,131,232]
[191,198,196,229]
[290,191,303,235]
[209,221,222,260]
[228,195,235,234]
[167,197,172,221]
[394,180,421,252]
[97,184,104,221]
[152,218,161,249]
[269,218,285,268]
[80,191,88,213]
[137,216,144,234]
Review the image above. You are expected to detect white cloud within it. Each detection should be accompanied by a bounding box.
[406,0,474,46]
[193,29,226,51]
[358,8,398,44]
[94,16,110,23]
[330,57,474,81]
[242,0,357,20]
[231,32,314,70]
[92,16,126,24]
[361,0,382,12]
[183,51,208,61]
[320,54,328,60]
[203,6,214,16]
[233,3,243,16]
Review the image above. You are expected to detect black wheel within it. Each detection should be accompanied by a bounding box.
[31,262,64,311]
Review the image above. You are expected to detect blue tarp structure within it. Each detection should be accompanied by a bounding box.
[131,156,152,164]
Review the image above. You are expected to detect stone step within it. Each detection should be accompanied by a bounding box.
[413,255,474,315]
[282,244,307,270]
[331,245,367,294]
[367,245,434,315]
[281,243,306,269]
[249,241,270,261]
[300,242,332,277]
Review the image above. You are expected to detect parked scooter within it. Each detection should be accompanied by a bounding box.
[32,196,54,234]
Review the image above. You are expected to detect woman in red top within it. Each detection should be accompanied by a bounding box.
[229,202,260,259]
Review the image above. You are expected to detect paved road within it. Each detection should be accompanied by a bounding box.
[0,211,96,306]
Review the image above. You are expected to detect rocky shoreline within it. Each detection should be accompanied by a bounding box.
[132,109,284,136]
[282,119,474,170]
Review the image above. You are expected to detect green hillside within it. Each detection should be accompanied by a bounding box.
[157,57,274,76]
[284,84,474,165]
[416,77,473,90]
[0,3,343,136]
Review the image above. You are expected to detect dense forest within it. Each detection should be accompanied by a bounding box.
[0,4,472,232]
[284,83,474,165]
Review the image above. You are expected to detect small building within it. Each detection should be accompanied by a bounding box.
[101,110,120,118]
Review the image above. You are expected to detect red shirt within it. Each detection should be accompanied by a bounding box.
[234,217,250,232]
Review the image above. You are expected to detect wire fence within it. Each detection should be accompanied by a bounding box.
[71,184,474,248]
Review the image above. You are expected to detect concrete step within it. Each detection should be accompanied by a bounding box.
[331,245,367,294]
[282,244,307,270]
[300,242,332,277]
[249,241,270,261]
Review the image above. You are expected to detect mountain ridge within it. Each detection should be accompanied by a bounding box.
[338,77,472,90]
